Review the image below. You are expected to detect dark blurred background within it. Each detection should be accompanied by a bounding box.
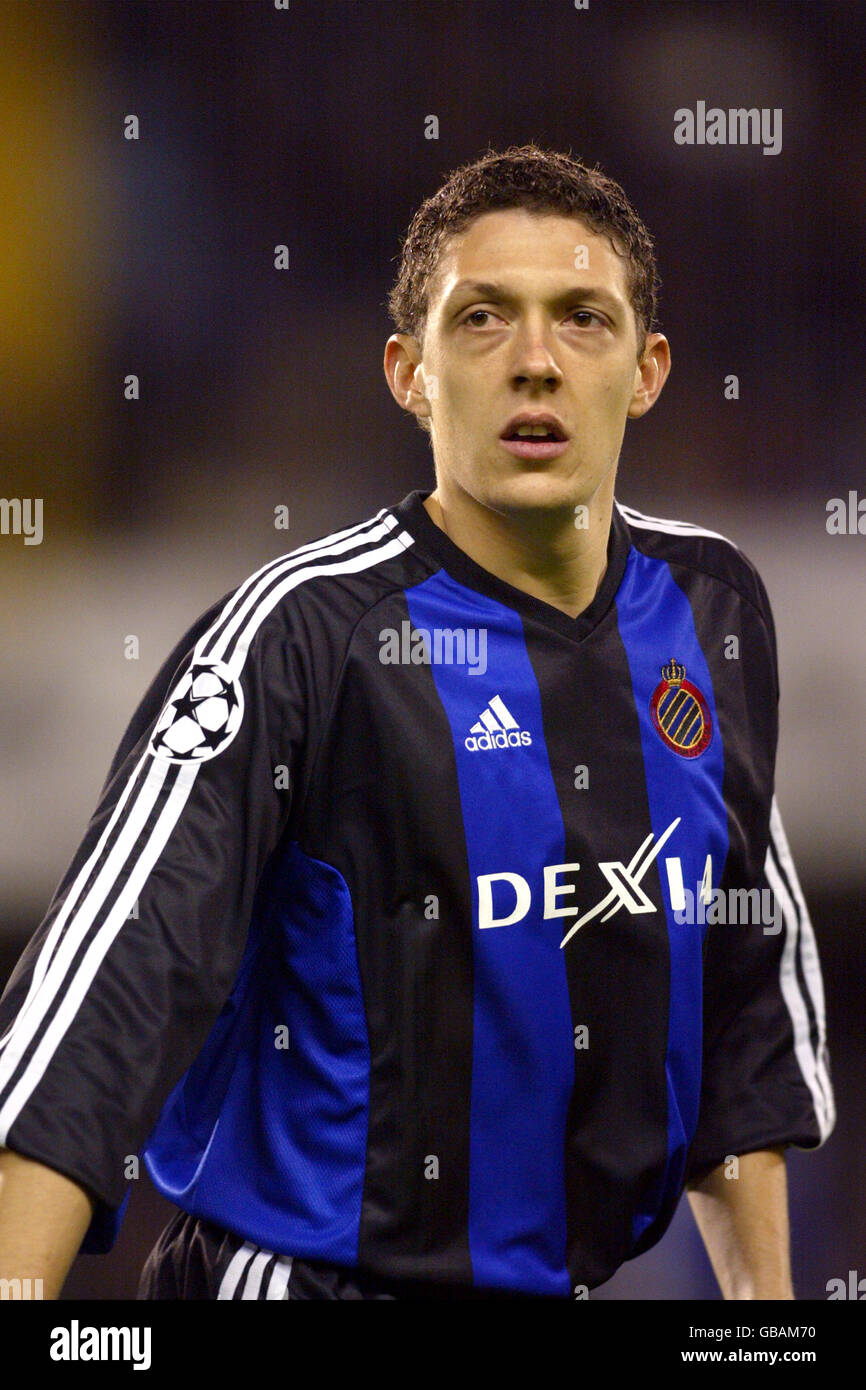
[0,0,862,1299]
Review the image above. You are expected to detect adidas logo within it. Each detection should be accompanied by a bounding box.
[465,695,532,752]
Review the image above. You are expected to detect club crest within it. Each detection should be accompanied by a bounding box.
[650,658,712,758]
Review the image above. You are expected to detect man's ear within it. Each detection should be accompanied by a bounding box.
[627,333,671,419]
[384,334,432,424]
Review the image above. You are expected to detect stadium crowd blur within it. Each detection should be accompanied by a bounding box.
[0,0,862,1298]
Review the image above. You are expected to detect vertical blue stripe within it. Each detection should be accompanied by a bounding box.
[405,572,572,1297]
[615,550,729,1240]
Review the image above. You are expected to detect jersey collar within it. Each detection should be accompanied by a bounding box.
[393,489,632,644]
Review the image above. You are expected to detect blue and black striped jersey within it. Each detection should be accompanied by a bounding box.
[0,489,835,1297]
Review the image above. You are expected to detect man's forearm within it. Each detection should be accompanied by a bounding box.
[686,1146,793,1299]
[0,1147,94,1299]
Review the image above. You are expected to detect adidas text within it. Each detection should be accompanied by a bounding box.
[465,695,531,751]
[466,729,532,751]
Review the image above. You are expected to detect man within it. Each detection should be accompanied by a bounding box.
[0,144,834,1300]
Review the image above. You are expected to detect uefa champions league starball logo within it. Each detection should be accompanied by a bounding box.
[149,659,244,763]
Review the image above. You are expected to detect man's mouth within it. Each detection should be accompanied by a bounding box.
[504,428,562,441]
[498,414,570,458]
[499,427,569,459]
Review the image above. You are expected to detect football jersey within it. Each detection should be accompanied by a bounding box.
[0,488,835,1297]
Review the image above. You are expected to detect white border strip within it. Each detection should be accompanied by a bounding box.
[617,500,734,545]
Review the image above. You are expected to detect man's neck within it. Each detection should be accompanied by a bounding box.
[422,478,614,620]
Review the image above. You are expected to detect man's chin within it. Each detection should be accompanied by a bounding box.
[479,466,591,518]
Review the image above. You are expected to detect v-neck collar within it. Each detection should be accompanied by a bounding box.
[393,489,631,644]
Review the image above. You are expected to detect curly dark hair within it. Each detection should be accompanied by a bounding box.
[388,142,660,361]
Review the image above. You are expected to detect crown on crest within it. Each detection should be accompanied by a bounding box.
[661,658,686,686]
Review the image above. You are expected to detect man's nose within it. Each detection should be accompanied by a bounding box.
[510,318,563,388]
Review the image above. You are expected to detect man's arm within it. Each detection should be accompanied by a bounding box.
[0,596,303,1255]
[686,1146,793,1299]
[0,1147,94,1298]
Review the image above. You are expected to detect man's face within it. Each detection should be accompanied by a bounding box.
[402,207,663,517]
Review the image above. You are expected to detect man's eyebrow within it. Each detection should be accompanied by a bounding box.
[443,279,624,313]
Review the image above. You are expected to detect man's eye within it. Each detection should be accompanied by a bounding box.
[462,309,603,328]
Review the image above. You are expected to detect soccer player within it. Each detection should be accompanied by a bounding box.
[0,144,834,1301]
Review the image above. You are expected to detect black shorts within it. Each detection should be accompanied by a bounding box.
[137,1208,540,1300]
